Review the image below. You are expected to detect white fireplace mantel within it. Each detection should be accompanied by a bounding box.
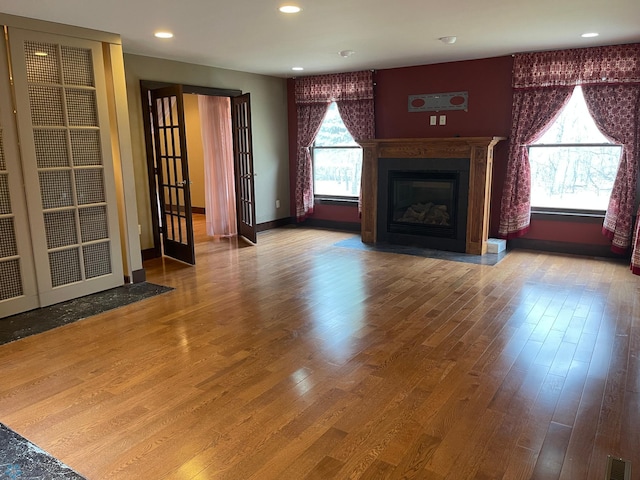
[357,137,505,255]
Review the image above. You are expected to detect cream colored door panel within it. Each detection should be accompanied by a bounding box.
[8,28,123,307]
[0,41,39,318]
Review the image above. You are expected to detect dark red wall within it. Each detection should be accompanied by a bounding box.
[374,56,513,139]
[287,56,611,247]
[525,219,610,245]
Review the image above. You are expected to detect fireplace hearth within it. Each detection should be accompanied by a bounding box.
[358,137,505,255]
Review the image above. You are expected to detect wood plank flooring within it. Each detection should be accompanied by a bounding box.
[1,218,639,479]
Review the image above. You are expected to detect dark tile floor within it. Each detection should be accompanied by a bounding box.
[334,236,507,265]
[0,282,173,346]
[0,423,86,479]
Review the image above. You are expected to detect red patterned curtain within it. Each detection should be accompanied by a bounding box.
[295,103,330,220]
[338,100,375,214]
[512,44,640,88]
[294,71,375,220]
[499,44,640,264]
[295,71,374,104]
[498,87,573,237]
[336,100,375,141]
[582,85,640,259]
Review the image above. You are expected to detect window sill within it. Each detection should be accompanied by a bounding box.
[315,197,359,206]
[531,209,605,223]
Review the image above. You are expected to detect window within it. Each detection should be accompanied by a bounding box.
[312,102,362,199]
[528,86,622,213]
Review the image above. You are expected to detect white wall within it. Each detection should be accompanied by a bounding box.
[123,54,290,249]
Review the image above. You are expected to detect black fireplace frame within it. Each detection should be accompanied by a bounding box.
[377,157,470,252]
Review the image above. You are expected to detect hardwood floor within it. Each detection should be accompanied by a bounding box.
[1,218,638,479]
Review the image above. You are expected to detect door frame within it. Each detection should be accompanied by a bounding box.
[140,81,242,260]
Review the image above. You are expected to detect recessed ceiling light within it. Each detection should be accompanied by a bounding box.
[292,67,304,71]
[338,50,355,58]
[154,31,174,39]
[34,51,48,57]
[279,5,301,13]
[439,36,457,45]
[581,32,599,38]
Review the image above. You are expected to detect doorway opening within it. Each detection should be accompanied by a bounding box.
[140,81,257,265]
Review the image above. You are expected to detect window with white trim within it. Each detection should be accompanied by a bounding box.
[312,102,362,199]
[528,86,622,213]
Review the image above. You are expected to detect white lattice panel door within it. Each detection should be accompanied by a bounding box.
[0,40,39,318]
[9,28,123,308]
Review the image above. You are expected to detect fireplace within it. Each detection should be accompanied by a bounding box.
[377,158,469,252]
[358,137,505,254]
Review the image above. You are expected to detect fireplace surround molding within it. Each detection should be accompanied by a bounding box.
[358,137,506,255]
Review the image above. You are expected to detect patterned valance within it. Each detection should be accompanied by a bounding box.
[513,43,640,88]
[295,70,374,104]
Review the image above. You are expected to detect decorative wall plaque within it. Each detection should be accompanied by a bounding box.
[408,91,468,112]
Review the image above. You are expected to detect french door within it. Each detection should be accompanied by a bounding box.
[0,28,123,317]
[232,94,257,244]
[150,85,196,265]
[0,42,39,317]
[144,85,257,262]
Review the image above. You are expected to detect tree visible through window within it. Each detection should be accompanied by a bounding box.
[312,102,362,198]
[528,86,622,212]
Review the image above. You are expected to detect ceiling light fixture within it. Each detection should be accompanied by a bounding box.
[34,51,48,57]
[292,67,304,71]
[279,5,301,13]
[581,32,599,38]
[338,49,355,58]
[439,36,457,45]
[154,31,174,39]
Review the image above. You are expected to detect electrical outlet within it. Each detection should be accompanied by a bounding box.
[429,115,437,126]
[276,199,280,208]
[439,115,446,125]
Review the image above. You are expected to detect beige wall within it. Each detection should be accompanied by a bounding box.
[123,54,290,250]
[182,94,206,209]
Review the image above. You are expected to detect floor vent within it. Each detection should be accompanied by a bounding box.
[606,456,631,480]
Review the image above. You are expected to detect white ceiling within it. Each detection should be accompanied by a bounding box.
[1,0,639,78]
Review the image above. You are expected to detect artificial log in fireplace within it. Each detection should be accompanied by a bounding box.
[358,137,505,255]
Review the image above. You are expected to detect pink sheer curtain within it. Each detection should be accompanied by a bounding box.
[498,87,573,237]
[198,95,237,237]
[499,44,640,267]
[582,85,640,260]
[294,71,375,220]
